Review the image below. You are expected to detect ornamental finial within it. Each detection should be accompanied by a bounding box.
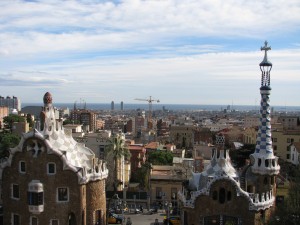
[261,40,271,54]
[259,40,272,67]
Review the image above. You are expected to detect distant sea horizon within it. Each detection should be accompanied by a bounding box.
[22,103,300,112]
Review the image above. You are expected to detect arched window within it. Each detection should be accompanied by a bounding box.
[265,159,269,167]
[219,188,226,204]
[272,159,275,167]
[258,159,261,167]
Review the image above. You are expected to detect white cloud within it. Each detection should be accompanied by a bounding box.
[1,0,300,56]
[0,0,300,105]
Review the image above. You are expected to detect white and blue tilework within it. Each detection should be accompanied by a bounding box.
[255,92,273,154]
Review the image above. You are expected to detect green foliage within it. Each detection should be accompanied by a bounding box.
[148,150,173,165]
[3,114,25,130]
[229,144,255,168]
[286,167,300,219]
[0,132,20,158]
[105,134,131,160]
[63,119,80,125]
[26,114,34,128]
[105,133,131,191]
[131,162,152,189]
[268,165,300,225]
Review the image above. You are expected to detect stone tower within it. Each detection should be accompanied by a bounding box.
[178,42,280,225]
[246,41,280,222]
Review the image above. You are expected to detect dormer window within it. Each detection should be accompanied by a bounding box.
[19,161,26,173]
[47,163,56,175]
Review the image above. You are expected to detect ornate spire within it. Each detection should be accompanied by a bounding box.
[251,41,280,175]
[259,41,272,88]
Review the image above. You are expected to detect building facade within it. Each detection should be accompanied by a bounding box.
[0,96,21,111]
[178,42,280,225]
[289,142,300,166]
[150,165,184,207]
[128,144,146,174]
[70,109,97,132]
[0,92,108,225]
[0,106,9,129]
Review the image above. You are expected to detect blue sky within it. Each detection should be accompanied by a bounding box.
[1,0,300,106]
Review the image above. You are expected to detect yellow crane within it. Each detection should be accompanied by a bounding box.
[134,96,160,128]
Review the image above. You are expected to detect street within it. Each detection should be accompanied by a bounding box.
[109,211,166,225]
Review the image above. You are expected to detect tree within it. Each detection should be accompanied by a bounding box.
[105,133,131,192]
[0,132,20,159]
[131,162,152,189]
[268,165,300,225]
[229,144,255,168]
[285,166,300,224]
[148,151,173,165]
[3,114,25,131]
[63,119,80,125]
[26,114,34,128]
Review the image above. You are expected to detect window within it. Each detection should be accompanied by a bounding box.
[95,210,102,225]
[12,214,20,225]
[273,145,277,151]
[287,154,290,160]
[28,192,43,206]
[31,216,38,225]
[156,187,162,199]
[47,163,56,175]
[19,161,26,173]
[171,188,177,200]
[57,187,69,202]
[50,219,59,225]
[219,188,226,204]
[12,184,20,199]
[258,159,261,167]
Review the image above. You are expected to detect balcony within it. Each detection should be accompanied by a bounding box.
[29,205,44,214]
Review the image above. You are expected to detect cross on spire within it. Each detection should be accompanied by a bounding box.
[261,40,271,56]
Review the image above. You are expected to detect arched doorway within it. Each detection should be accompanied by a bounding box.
[68,212,77,225]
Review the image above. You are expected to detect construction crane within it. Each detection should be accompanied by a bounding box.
[134,96,160,128]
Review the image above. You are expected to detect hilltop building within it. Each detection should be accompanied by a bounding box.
[0,92,108,225]
[178,42,280,225]
[0,96,21,111]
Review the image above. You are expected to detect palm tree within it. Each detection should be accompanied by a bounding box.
[105,132,131,192]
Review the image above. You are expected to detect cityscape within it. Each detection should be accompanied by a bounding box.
[0,42,300,225]
[1,1,300,225]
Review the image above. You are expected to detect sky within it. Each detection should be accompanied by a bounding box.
[1,0,300,106]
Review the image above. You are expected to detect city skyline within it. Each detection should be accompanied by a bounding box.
[1,0,300,106]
